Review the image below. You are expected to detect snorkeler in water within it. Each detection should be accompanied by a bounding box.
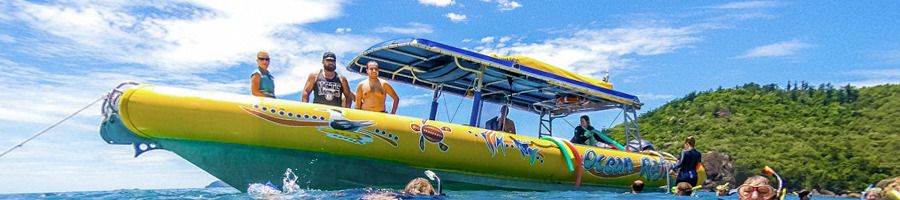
[359,170,444,199]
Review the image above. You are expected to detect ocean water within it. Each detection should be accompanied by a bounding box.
[0,188,853,200]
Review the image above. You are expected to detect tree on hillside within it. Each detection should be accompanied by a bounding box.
[612,83,898,193]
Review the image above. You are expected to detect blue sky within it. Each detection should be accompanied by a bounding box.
[1,0,899,194]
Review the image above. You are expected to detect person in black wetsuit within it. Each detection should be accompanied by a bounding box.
[570,115,594,145]
[570,115,614,147]
[670,136,702,186]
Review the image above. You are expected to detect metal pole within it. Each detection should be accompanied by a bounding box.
[468,65,485,127]
[630,106,644,151]
[622,106,631,151]
[429,85,442,120]
[469,90,482,127]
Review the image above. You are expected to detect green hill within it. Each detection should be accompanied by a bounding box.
[613,82,899,192]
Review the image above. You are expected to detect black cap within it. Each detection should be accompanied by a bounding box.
[323,52,336,60]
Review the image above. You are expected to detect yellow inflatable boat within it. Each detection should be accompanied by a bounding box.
[99,38,704,192]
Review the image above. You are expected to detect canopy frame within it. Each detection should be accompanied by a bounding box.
[347,38,645,149]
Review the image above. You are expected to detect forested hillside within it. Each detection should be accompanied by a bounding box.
[614,82,899,192]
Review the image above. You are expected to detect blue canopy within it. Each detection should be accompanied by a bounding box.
[346,38,641,116]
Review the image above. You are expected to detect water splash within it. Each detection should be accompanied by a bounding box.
[247,183,281,199]
[246,168,308,200]
[282,168,300,194]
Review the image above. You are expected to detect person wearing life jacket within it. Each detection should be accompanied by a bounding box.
[670,136,702,187]
[250,51,276,98]
[302,52,354,107]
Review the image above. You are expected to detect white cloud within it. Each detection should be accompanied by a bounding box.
[0,0,381,194]
[846,79,900,87]
[847,69,900,79]
[373,22,434,35]
[475,26,702,78]
[3,0,379,97]
[844,69,900,87]
[9,0,347,72]
[335,27,352,34]
[635,93,676,101]
[0,58,251,125]
[479,36,495,44]
[737,39,812,59]
[0,33,14,43]
[710,1,780,9]
[714,12,777,21]
[497,0,522,11]
[417,0,454,7]
[445,12,467,23]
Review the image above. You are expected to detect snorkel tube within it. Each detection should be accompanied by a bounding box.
[763,166,787,200]
[424,170,443,196]
[887,188,900,200]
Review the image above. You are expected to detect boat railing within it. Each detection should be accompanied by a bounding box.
[101,81,139,122]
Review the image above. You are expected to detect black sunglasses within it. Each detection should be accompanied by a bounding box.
[257,57,270,61]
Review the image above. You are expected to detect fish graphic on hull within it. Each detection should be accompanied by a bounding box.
[242,104,402,146]
[316,108,374,131]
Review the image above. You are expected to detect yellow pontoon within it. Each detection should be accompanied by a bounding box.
[99,38,703,192]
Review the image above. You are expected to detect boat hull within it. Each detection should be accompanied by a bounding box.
[101,84,704,192]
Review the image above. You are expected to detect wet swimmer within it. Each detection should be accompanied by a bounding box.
[250,51,276,98]
[360,176,441,200]
[674,182,694,196]
[355,61,400,114]
[630,180,644,194]
[796,190,810,200]
[402,177,437,195]
[864,187,882,200]
[737,175,776,200]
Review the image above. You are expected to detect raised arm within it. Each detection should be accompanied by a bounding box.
[301,73,316,102]
[340,76,355,108]
[384,82,399,114]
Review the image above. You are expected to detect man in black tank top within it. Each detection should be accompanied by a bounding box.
[302,52,355,107]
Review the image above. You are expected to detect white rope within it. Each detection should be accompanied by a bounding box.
[0,94,106,159]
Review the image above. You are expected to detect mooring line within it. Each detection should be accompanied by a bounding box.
[0,94,106,159]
